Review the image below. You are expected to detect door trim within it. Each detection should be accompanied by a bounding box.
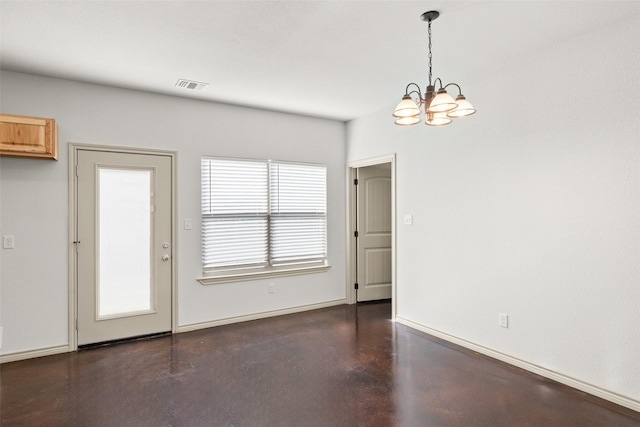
[346,154,396,320]
[68,143,178,351]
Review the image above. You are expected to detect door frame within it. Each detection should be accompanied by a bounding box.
[346,154,396,319]
[68,143,178,351]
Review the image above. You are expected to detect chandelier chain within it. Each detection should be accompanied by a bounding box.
[428,19,433,86]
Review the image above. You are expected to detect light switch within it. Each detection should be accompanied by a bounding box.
[499,313,509,328]
[184,219,192,230]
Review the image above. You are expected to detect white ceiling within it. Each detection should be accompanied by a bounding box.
[1,1,638,121]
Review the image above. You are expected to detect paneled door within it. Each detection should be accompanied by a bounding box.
[356,165,392,302]
[75,149,172,346]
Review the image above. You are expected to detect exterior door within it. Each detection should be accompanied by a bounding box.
[356,165,392,302]
[76,149,172,346]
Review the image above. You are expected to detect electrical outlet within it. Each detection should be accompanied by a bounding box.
[3,235,15,249]
[403,214,413,225]
[499,313,509,328]
[268,283,275,294]
[184,219,192,230]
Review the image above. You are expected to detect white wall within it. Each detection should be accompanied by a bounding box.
[0,71,346,355]
[348,17,640,404]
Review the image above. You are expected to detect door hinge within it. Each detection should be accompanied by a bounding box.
[354,230,359,238]
[354,283,359,290]
[75,319,78,330]
[354,178,358,185]
[75,165,79,177]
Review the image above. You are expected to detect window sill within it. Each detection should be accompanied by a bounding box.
[198,264,331,285]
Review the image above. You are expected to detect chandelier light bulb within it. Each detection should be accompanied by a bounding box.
[447,95,477,118]
[426,112,452,126]
[395,116,421,126]
[427,89,458,113]
[393,95,421,118]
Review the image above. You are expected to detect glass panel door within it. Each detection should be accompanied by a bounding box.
[76,149,172,346]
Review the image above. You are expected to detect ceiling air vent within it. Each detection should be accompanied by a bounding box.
[175,79,208,91]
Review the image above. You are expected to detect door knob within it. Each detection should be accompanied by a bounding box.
[162,254,170,261]
[162,242,169,248]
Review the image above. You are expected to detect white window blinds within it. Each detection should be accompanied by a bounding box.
[270,162,327,265]
[201,158,268,271]
[201,157,327,274]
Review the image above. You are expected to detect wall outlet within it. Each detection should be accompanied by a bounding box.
[403,214,413,225]
[268,283,275,294]
[184,219,192,230]
[3,235,15,249]
[499,313,509,328]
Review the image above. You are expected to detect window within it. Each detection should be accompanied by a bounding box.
[200,157,328,282]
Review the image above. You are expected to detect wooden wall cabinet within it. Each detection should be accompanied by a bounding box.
[0,114,58,160]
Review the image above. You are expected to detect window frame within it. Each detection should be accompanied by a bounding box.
[198,156,330,285]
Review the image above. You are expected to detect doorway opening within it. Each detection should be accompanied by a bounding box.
[347,154,396,320]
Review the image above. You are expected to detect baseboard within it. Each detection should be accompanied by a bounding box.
[395,316,640,413]
[0,301,347,362]
[0,345,70,364]
[178,299,347,333]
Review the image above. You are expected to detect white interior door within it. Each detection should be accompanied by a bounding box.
[356,165,392,302]
[76,149,172,346]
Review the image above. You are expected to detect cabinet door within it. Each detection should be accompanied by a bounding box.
[0,114,58,159]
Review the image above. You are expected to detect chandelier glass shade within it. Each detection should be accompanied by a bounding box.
[393,11,476,127]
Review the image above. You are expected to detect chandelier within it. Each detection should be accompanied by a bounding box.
[393,11,476,126]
